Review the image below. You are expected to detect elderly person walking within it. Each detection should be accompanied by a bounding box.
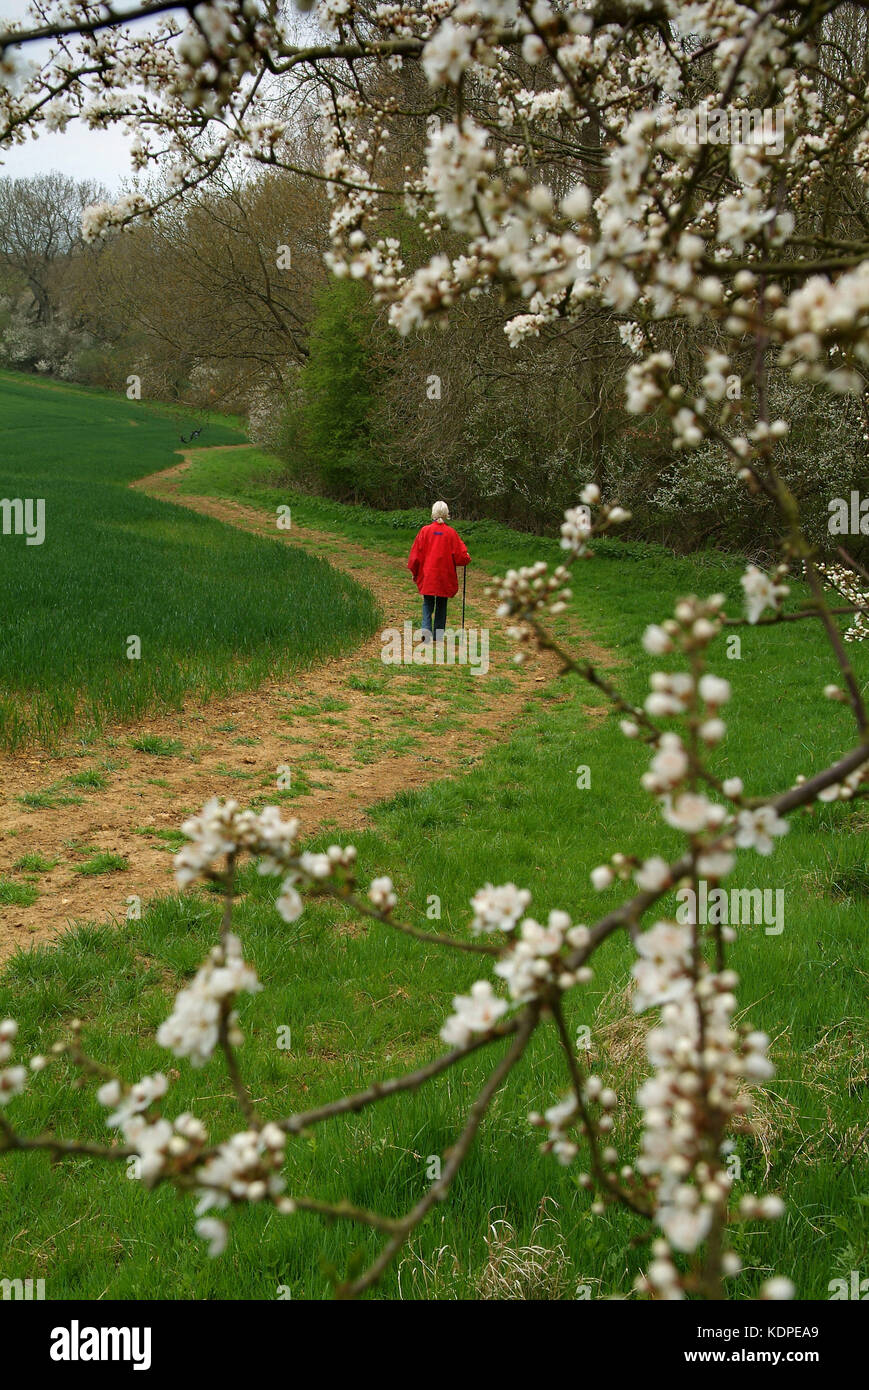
[407,501,470,639]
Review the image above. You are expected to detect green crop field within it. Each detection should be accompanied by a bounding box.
[0,410,867,1299]
[0,373,378,749]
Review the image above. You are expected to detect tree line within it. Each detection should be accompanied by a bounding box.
[0,142,865,557]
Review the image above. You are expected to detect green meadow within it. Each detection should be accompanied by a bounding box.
[0,373,377,749]
[0,381,867,1299]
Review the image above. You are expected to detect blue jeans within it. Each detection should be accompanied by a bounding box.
[421,595,448,638]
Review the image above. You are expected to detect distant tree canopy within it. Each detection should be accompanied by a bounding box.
[288,277,385,501]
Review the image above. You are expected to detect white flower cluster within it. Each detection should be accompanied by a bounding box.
[317,0,352,38]
[815,561,869,643]
[594,837,735,894]
[440,903,591,1043]
[194,1121,288,1227]
[156,933,261,1066]
[672,405,705,450]
[630,922,784,1285]
[0,1019,26,1105]
[170,0,264,115]
[426,119,494,225]
[634,856,673,893]
[734,805,789,855]
[810,758,869,804]
[494,911,591,1002]
[631,919,694,1012]
[637,596,732,743]
[278,843,359,923]
[173,797,358,926]
[97,1073,208,1184]
[741,564,790,624]
[439,980,508,1047]
[642,592,726,659]
[503,312,544,347]
[368,875,397,912]
[81,193,149,242]
[490,495,629,646]
[175,798,299,887]
[387,254,461,335]
[97,1065,289,1253]
[421,17,477,88]
[532,1072,618,1168]
[99,1070,169,1127]
[701,351,735,403]
[470,881,531,934]
[626,351,674,414]
[618,321,647,356]
[645,671,696,719]
[536,1093,579,1165]
[641,732,690,795]
[490,559,569,623]
[594,584,798,892]
[776,264,869,391]
[560,505,593,553]
[559,485,630,557]
[717,186,778,255]
[663,792,728,836]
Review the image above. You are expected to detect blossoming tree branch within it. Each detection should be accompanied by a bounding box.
[2,0,868,1299]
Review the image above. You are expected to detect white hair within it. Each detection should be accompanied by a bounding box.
[431,500,450,521]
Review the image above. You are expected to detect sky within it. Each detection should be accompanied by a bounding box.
[2,121,135,191]
[0,0,139,189]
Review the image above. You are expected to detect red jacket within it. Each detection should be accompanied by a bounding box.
[407,521,470,597]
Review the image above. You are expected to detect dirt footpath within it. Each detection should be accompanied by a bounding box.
[0,452,609,960]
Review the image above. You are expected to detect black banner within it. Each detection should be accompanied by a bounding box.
[3,1297,863,1377]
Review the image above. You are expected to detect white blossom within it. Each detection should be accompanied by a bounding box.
[470,882,531,934]
[734,805,789,855]
[368,876,397,912]
[740,565,788,625]
[440,980,508,1046]
[156,935,260,1067]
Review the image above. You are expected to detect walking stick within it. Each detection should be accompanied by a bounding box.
[462,565,467,631]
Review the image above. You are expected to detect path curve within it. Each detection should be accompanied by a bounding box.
[0,451,609,960]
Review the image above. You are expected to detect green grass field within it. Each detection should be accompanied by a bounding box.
[1,389,868,1299]
[0,374,378,749]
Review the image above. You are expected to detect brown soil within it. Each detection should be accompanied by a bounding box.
[0,451,613,961]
